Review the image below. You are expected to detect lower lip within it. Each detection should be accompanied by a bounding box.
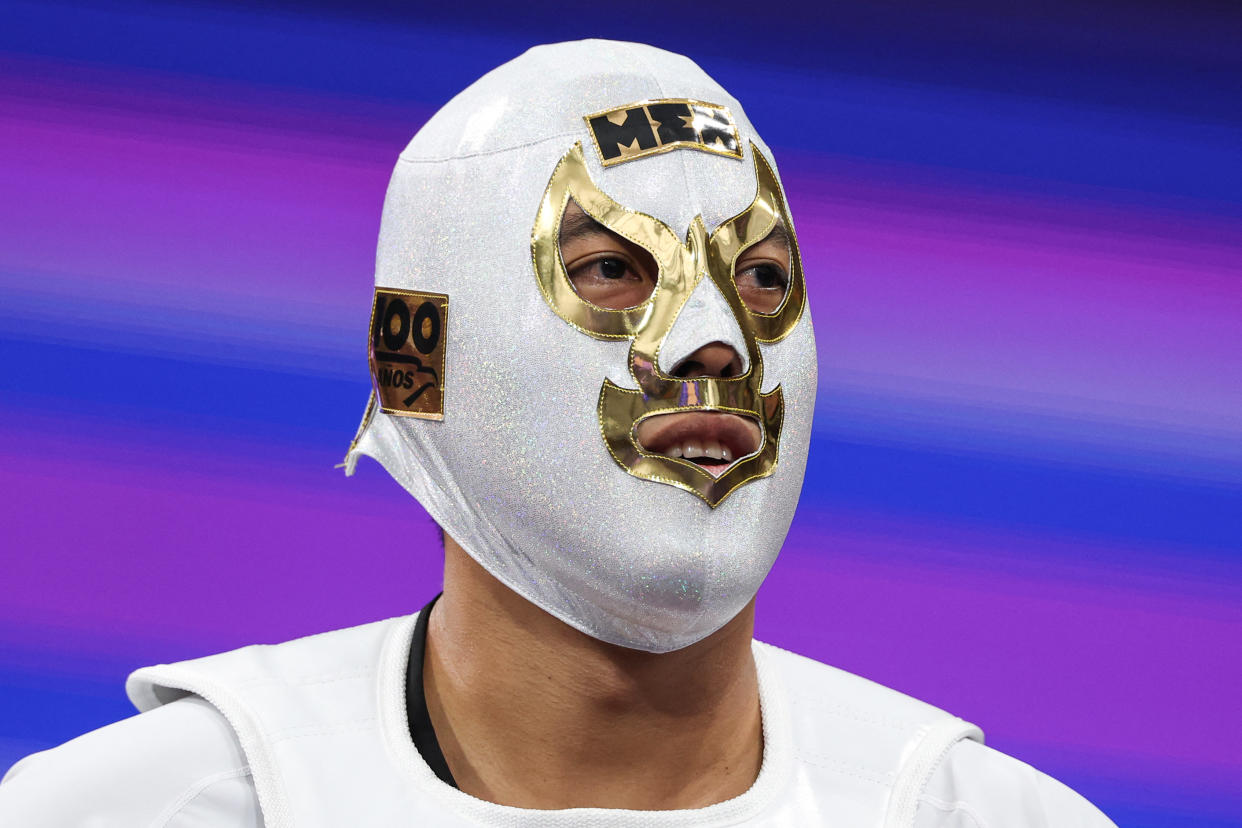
[694,460,732,477]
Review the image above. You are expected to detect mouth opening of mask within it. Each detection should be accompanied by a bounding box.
[633,410,762,478]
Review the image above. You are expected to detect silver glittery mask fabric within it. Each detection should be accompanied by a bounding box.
[347,40,817,653]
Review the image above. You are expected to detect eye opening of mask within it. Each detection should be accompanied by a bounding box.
[632,409,763,479]
[733,219,792,316]
[558,198,659,311]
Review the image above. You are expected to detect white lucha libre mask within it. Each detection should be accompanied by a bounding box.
[346,40,817,652]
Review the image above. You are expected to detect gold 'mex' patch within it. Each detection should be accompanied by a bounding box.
[369,288,448,420]
[585,99,742,167]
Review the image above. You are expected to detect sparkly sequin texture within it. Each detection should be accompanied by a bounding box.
[348,40,816,652]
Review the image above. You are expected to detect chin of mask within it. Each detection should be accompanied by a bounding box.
[346,39,817,653]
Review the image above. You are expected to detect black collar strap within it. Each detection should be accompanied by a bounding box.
[406,594,458,788]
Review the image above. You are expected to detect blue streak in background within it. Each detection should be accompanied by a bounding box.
[807,436,1242,557]
[6,1,1241,207]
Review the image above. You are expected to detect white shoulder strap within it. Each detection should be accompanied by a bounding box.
[126,616,410,828]
[127,658,296,828]
[883,716,985,828]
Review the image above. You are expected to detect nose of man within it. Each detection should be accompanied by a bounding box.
[671,342,745,379]
[656,274,751,377]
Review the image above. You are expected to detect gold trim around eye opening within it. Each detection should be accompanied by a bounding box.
[710,145,806,343]
[531,143,684,340]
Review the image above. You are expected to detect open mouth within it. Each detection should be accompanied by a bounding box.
[634,411,762,478]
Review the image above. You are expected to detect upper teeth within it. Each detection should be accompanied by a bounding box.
[664,440,732,462]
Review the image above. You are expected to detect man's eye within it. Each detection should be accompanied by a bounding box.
[567,255,655,309]
[571,256,641,283]
[736,263,789,314]
[596,257,630,280]
[739,264,787,290]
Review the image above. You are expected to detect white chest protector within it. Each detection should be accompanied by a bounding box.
[126,613,982,828]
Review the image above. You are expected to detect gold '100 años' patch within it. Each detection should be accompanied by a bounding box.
[584,99,742,167]
[368,288,448,420]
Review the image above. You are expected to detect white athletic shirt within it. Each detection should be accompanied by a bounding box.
[0,614,1117,827]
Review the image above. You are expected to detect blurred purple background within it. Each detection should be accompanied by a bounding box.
[2,2,1240,824]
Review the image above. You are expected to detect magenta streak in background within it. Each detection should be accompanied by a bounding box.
[767,519,1242,768]
[0,103,387,301]
[788,166,1242,433]
[0,429,442,648]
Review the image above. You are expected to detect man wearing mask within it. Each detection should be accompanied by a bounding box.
[0,40,1116,827]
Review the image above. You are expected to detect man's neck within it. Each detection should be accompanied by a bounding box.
[422,536,763,810]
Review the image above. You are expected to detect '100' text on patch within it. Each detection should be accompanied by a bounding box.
[369,288,448,420]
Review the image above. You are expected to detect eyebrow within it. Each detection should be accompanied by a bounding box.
[559,208,613,245]
[760,221,790,250]
[559,206,791,250]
